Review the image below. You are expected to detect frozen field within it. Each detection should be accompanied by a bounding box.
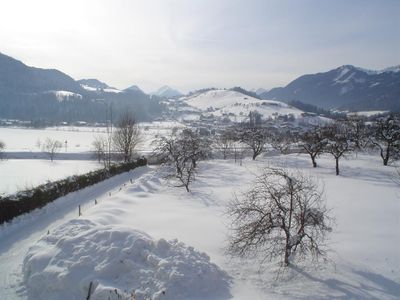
[0,160,102,195]
[0,153,399,299]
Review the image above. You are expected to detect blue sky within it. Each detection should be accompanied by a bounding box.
[0,0,399,92]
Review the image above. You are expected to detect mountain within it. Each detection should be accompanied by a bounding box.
[0,52,163,123]
[252,88,269,95]
[124,85,144,94]
[261,65,400,111]
[78,78,110,89]
[0,52,82,94]
[152,85,182,98]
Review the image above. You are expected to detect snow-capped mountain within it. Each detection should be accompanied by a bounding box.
[261,65,400,111]
[152,85,182,98]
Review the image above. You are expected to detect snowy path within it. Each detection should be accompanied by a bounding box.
[0,166,151,300]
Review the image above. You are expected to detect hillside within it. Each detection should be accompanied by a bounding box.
[261,65,400,111]
[0,52,163,123]
[180,89,326,125]
[0,52,82,94]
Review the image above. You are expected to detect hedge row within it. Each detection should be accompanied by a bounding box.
[0,158,147,224]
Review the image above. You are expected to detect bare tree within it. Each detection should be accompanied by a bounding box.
[153,129,210,192]
[347,116,368,152]
[42,137,62,162]
[0,140,5,160]
[227,167,332,267]
[113,112,141,162]
[213,130,235,159]
[240,127,268,160]
[92,135,107,165]
[368,114,400,166]
[180,128,211,168]
[269,129,295,155]
[299,127,327,168]
[322,121,354,175]
[153,133,194,192]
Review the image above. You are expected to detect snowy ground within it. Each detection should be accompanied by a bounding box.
[0,121,182,153]
[0,160,102,195]
[1,153,399,299]
[0,121,182,195]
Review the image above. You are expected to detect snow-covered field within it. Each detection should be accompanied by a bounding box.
[0,122,182,195]
[1,153,399,299]
[0,122,181,153]
[0,126,106,152]
[0,160,102,195]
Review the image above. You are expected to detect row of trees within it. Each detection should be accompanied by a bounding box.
[213,114,400,175]
[299,115,400,175]
[150,114,399,192]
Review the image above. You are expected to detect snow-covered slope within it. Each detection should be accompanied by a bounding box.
[79,79,122,93]
[50,90,83,102]
[3,154,398,299]
[183,89,307,121]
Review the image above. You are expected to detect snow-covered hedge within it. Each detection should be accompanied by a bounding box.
[0,158,147,224]
[23,219,231,300]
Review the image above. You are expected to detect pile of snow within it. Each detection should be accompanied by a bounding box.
[23,219,231,300]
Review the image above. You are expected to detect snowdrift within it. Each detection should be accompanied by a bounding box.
[23,219,231,300]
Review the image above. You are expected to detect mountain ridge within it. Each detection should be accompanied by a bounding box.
[260,64,400,111]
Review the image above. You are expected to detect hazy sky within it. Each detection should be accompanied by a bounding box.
[0,0,399,93]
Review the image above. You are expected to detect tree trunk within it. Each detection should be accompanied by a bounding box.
[284,246,291,266]
[311,155,317,168]
[335,157,339,176]
[383,146,390,166]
